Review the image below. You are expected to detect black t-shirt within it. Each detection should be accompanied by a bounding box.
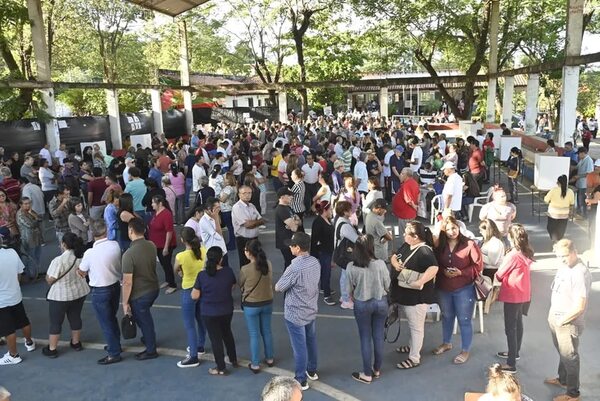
[310,215,334,255]
[389,243,438,306]
[275,204,295,249]
[366,159,380,177]
[185,155,196,178]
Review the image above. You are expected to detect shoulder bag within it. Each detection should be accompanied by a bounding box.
[384,302,400,343]
[396,244,431,289]
[333,221,355,269]
[241,273,264,311]
[45,257,78,300]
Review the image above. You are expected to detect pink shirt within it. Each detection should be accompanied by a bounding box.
[495,250,532,304]
[167,172,185,196]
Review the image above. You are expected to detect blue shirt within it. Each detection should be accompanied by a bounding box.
[563,150,578,164]
[148,168,163,188]
[125,178,147,212]
[104,203,118,240]
[194,266,236,316]
[576,155,593,188]
[275,254,320,326]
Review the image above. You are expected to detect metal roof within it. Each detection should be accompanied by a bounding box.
[125,0,210,16]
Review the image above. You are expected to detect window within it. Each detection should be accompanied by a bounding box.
[257,98,262,107]
[232,99,238,107]
[248,97,254,107]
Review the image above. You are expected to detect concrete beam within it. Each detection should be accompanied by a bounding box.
[150,89,164,136]
[502,76,515,126]
[105,89,122,150]
[379,87,389,118]
[278,91,288,123]
[486,0,500,123]
[179,20,193,135]
[525,74,539,135]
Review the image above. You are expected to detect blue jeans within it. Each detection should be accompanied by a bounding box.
[130,290,159,353]
[243,303,274,366]
[576,188,587,216]
[118,238,131,253]
[181,289,206,355]
[221,211,236,250]
[318,252,332,297]
[21,243,41,278]
[439,284,476,351]
[185,177,193,208]
[91,282,121,357]
[353,298,387,374]
[285,319,317,383]
[340,269,350,303]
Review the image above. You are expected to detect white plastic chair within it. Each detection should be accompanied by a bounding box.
[430,194,443,225]
[453,300,484,334]
[468,188,494,223]
[427,304,441,321]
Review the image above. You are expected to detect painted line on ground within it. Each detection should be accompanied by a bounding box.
[18,337,360,401]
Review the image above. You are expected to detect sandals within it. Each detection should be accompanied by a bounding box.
[247,363,261,374]
[351,372,372,384]
[371,370,381,379]
[544,378,566,388]
[208,367,227,375]
[453,352,470,365]
[395,345,411,354]
[264,359,275,367]
[432,343,453,355]
[396,359,420,369]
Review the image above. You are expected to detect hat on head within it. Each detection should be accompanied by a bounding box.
[277,187,294,198]
[395,145,404,153]
[125,157,134,163]
[284,232,311,251]
[333,160,344,169]
[365,149,374,155]
[442,161,456,170]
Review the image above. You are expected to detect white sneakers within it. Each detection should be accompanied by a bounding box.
[0,352,22,365]
[340,301,354,310]
[24,339,36,352]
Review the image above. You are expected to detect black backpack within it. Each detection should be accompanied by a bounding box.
[333,221,355,269]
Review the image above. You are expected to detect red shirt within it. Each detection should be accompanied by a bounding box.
[495,250,532,303]
[158,155,172,174]
[148,208,177,249]
[435,239,483,292]
[88,178,108,206]
[392,178,419,219]
[483,138,494,151]
[468,148,483,174]
[1,178,21,203]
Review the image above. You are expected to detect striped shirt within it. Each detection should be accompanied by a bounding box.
[291,181,306,214]
[275,254,320,326]
[47,250,90,301]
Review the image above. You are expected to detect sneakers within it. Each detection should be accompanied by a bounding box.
[24,339,36,352]
[177,356,200,368]
[186,346,206,357]
[323,296,336,306]
[340,301,354,310]
[306,371,319,381]
[42,345,58,358]
[300,381,309,391]
[0,337,5,345]
[497,351,520,360]
[319,289,336,296]
[159,282,169,289]
[501,364,517,373]
[0,351,22,365]
[165,287,177,295]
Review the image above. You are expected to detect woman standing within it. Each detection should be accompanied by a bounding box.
[390,221,438,370]
[38,158,57,212]
[117,193,137,252]
[148,195,177,294]
[192,246,238,375]
[219,172,238,250]
[0,189,18,237]
[42,233,89,358]
[174,227,207,368]
[479,187,517,241]
[506,148,522,203]
[290,169,306,221]
[313,173,332,208]
[362,177,384,217]
[432,216,483,365]
[162,176,177,217]
[240,239,274,373]
[167,164,186,224]
[311,201,335,306]
[544,175,575,242]
[184,206,205,242]
[67,199,91,245]
[494,224,533,373]
[209,165,224,197]
[346,235,390,383]
[16,197,43,279]
[336,174,361,226]
[478,218,505,280]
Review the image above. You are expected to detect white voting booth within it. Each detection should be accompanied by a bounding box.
[130,134,152,150]
[499,137,522,161]
[534,154,571,190]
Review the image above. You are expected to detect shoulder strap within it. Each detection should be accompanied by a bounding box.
[402,244,430,266]
[242,272,264,304]
[335,221,348,247]
[49,256,78,289]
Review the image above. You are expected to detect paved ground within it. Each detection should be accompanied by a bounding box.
[2,166,600,401]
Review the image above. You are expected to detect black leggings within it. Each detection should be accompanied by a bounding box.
[547,216,568,243]
[157,247,176,288]
[48,296,86,335]
[503,302,525,367]
[202,313,237,371]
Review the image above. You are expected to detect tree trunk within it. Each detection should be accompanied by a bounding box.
[267,89,277,107]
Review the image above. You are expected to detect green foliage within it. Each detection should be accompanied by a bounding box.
[578,70,600,117]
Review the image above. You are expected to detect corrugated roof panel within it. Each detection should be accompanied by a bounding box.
[125,0,210,16]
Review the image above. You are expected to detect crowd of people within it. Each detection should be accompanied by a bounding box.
[0,111,597,401]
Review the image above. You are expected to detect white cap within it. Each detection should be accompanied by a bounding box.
[442,161,456,170]
[595,159,600,167]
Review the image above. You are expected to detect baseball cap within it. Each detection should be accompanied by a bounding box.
[395,145,405,153]
[284,232,311,251]
[442,161,456,170]
[277,187,293,198]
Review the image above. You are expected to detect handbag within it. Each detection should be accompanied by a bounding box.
[121,314,137,339]
[396,244,430,289]
[241,273,263,311]
[45,257,78,300]
[384,302,401,343]
[474,274,493,301]
[507,169,518,179]
[333,221,355,269]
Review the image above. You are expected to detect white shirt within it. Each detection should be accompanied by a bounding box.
[438,140,447,156]
[79,238,122,287]
[123,166,130,184]
[354,161,369,192]
[55,149,67,165]
[184,218,203,242]
[192,163,206,192]
[39,147,52,166]
[334,143,344,158]
[301,163,322,184]
[39,167,57,191]
[0,248,24,308]
[199,214,227,254]
[410,146,423,172]
[383,150,394,177]
[232,200,262,238]
[22,183,45,216]
[442,172,464,211]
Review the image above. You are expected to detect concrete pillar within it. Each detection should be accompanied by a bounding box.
[525,74,539,135]
[278,91,288,122]
[105,89,122,150]
[558,0,585,146]
[150,89,164,136]
[27,0,59,152]
[379,87,389,118]
[347,92,353,111]
[179,20,193,135]
[502,76,515,126]
[486,0,500,123]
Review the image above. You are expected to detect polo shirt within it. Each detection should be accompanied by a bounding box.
[125,178,147,212]
[79,238,122,287]
[0,248,24,308]
[550,260,591,324]
[122,238,159,300]
[301,163,321,184]
[442,172,463,211]
[392,178,419,219]
[199,214,227,253]
[275,254,321,326]
[194,266,236,316]
[232,200,261,238]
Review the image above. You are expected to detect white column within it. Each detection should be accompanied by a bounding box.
[502,76,515,126]
[347,92,353,111]
[27,0,59,152]
[558,0,584,146]
[105,89,122,150]
[150,89,163,135]
[278,91,288,122]
[525,74,539,135]
[379,87,389,118]
[179,20,193,135]
[486,0,500,123]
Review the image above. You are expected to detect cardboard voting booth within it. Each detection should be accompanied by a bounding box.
[534,154,571,191]
[499,136,522,161]
[130,134,152,150]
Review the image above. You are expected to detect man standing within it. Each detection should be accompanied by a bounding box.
[54,143,67,166]
[39,144,53,167]
[382,144,394,200]
[122,218,160,361]
[124,167,147,219]
[232,186,264,268]
[192,155,207,193]
[199,197,228,263]
[441,162,464,218]
[88,167,108,220]
[392,168,420,245]
[0,239,35,365]
[545,239,591,401]
[301,153,322,212]
[468,139,484,189]
[331,160,345,196]
[78,220,123,365]
[365,199,392,260]
[122,157,135,184]
[275,232,321,391]
[275,188,300,268]
[49,185,73,245]
[20,156,39,185]
[571,147,594,218]
[20,177,45,219]
[353,152,369,196]
[408,138,423,173]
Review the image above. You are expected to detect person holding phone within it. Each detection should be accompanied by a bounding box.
[199,197,228,267]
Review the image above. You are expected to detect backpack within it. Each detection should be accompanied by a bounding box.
[333,220,355,269]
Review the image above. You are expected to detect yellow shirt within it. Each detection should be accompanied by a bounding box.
[544,186,575,218]
[271,154,282,177]
[176,248,207,289]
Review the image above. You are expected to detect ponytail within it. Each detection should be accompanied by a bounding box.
[205,246,223,277]
[62,232,86,259]
[181,227,202,260]
[245,239,269,275]
[557,174,568,198]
